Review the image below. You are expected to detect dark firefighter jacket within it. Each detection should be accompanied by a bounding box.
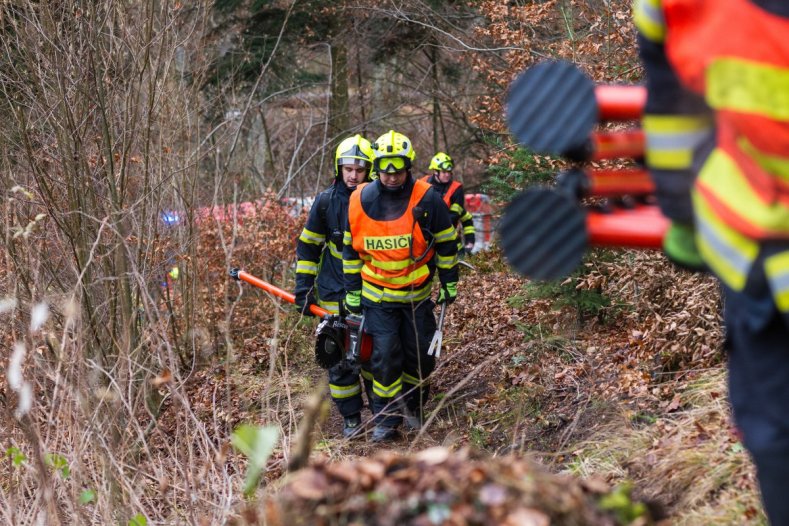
[295,181,353,313]
[421,174,475,243]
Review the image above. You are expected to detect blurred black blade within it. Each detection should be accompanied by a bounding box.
[499,189,588,280]
[315,332,343,369]
[506,60,597,156]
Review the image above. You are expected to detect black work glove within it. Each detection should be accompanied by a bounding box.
[464,233,476,252]
[295,292,317,316]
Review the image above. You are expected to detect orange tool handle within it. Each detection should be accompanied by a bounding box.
[586,205,668,248]
[596,85,646,121]
[232,269,331,318]
[591,130,645,160]
[587,168,654,197]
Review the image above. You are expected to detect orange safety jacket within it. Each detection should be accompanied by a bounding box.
[348,180,435,290]
[421,175,462,208]
[663,0,789,240]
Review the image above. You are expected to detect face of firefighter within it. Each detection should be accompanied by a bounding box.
[379,168,408,189]
[342,164,368,188]
[436,170,453,184]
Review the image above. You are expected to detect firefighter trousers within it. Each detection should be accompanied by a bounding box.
[327,359,372,418]
[724,282,789,525]
[363,299,437,428]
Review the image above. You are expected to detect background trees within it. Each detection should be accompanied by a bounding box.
[2,1,755,524]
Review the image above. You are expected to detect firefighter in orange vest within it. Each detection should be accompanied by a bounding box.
[422,152,476,254]
[635,1,789,522]
[343,130,459,443]
[295,134,375,438]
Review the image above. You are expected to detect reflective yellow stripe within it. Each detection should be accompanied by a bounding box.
[361,281,432,303]
[706,58,789,120]
[697,149,789,234]
[633,0,665,43]
[402,372,421,386]
[373,377,402,398]
[299,228,325,245]
[361,369,374,381]
[738,136,789,182]
[643,114,714,170]
[460,211,474,223]
[296,261,318,275]
[318,300,340,315]
[327,241,343,260]
[368,257,413,271]
[450,203,464,214]
[344,259,363,274]
[463,225,475,234]
[436,253,458,269]
[434,225,457,243]
[765,251,789,312]
[693,189,757,291]
[362,264,430,285]
[343,231,352,245]
[330,383,361,399]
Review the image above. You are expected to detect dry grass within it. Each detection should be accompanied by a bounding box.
[566,369,765,524]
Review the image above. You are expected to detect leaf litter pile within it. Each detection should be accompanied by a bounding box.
[263,447,649,526]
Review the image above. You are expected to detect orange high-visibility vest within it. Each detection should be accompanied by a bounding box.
[664,0,789,239]
[421,175,462,208]
[349,180,434,290]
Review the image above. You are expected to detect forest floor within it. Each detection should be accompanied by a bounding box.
[160,246,766,525]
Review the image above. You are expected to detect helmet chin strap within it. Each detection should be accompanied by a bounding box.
[380,171,412,192]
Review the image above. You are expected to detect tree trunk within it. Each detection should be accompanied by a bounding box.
[329,39,349,141]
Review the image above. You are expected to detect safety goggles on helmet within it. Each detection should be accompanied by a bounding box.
[375,156,409,173]
[436,159,453,171]
[335,135,374,179]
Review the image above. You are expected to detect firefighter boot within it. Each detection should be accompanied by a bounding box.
[403,407,423,431]
[343,414,363,439]
[370,425,399,443]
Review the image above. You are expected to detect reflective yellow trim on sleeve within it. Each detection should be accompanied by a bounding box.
[449,203,464,214]
[296,260,319,275]
[343,231,352,245]
[327,241,343,260]
[707,58,789,120]
[460,211,473,222]
[463,225,475,235]
[318,300,340,315]
[299,228,325,245]
[633,0,665,43]
[643,114,714,170]
[436,252,458,270]
[433,225,457,243]
[343,259,363,274]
